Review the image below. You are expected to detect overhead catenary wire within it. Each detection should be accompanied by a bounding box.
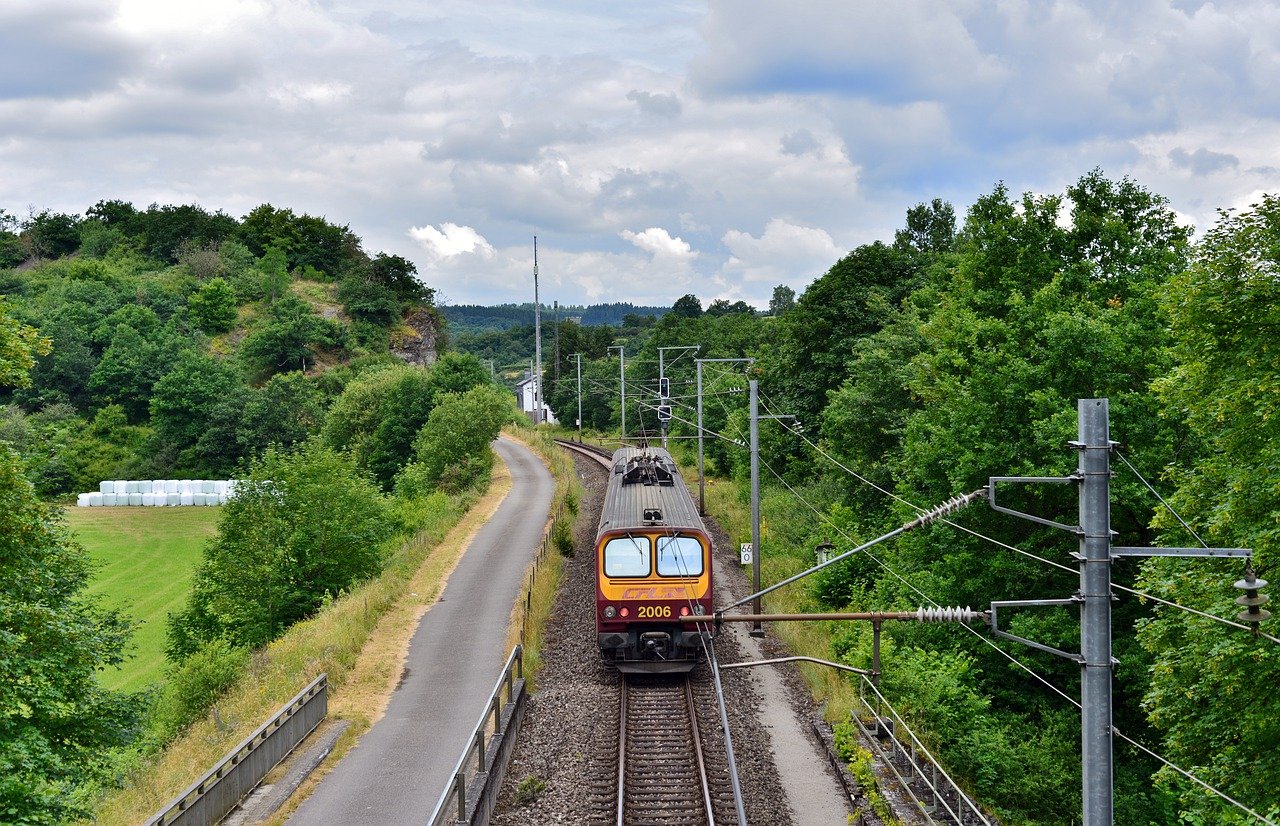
[750,450,1276,824]
[757,391,1280,645]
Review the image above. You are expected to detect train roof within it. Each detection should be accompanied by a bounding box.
[596,447,706,537]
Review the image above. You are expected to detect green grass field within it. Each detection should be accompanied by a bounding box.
[65,507,222,693]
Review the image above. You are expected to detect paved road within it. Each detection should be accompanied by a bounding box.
[289,437,553,825]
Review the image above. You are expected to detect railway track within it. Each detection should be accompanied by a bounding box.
[558,437,743,825]
[617,675,716,826]
[554,437,615,468]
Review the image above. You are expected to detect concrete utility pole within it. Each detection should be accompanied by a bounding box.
[533,237,542,425]
[749,380,760,635]
[695,357,753,515]
[608,345,625,443]
[987,398,1256,826]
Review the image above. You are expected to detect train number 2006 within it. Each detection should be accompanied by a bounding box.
[637,605,672,619]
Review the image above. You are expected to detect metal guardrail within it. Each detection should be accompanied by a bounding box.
[145,673,328,826]
[855,676,992,825]
[428,646,527,826]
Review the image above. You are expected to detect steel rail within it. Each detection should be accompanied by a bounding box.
[616,676,717,826]
[555,438,615,469]
[685,679,717,826]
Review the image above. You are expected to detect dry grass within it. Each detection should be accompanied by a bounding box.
[500,429,579,688]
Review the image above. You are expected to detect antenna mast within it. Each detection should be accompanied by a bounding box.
[533,237,542,424]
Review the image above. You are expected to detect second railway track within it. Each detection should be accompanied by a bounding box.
[618,675,716,826]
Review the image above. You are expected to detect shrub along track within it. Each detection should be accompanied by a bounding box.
[491,449,789,825]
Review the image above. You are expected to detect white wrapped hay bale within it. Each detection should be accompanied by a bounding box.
[180,492,194,506]
[162,480,177,494]
[89,492,103,507]
[112,480,126,495]
[139,481,153,494]
[99,481,112,494]
[149,493,164,506]
[166,493,180,506]
[200,480,214,494]
[128,493,142,506]
[141,492,156,506]
[103,494,118,506]
[77,493,90,507]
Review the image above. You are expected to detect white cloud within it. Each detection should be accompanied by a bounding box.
[408,223,496,263]
[627,89,681,118]
[4,1,1280,307]
[719,219,841,289]
[620,227,698,263]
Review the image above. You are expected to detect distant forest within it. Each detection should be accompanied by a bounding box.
[442,302,667,333]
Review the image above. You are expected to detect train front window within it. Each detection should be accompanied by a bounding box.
[604,535,651,577]
[657,535,704,577]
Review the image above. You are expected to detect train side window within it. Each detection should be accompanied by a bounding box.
[604,535,651,577]
[657,535,704,577]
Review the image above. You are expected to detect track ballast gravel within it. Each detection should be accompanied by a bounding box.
[491,453,793,825]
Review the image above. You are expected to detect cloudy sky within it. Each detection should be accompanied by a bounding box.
[3,1,1278,308]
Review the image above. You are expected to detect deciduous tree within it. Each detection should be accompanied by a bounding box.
[167,440,392,655]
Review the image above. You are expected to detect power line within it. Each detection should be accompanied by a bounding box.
[759,391,1280,645]
[752,390,1274,822]
[754,450,1275,824]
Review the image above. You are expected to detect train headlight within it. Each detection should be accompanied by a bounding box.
[693,604,706,615]
[603,605,617,619]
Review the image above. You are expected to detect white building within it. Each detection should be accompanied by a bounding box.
[515,371,556,424]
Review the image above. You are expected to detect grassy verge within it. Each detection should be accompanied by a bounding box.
[701,475,860,722]
[69,506,221,692]
[502,427,581,688]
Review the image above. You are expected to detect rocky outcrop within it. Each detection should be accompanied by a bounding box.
[391,307,441,367]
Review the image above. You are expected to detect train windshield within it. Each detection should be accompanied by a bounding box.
[604,535,651,577]
[656,535,704,577]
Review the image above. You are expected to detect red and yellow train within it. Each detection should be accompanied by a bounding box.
[595,447,713,673]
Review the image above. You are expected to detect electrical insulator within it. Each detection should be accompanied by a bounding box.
[1234,568,1271,632]
[916,606,982,624]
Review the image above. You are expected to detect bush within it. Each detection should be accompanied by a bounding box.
[410,385,515,493]
[552,518,574,557]
[148,640,248,744]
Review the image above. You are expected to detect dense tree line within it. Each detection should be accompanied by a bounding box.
[0,199,517,822]
[529,173,1276,823]
[442,301,667,334]
[0,199,443,491]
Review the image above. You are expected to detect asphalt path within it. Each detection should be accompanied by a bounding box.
[288,436,553,825]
